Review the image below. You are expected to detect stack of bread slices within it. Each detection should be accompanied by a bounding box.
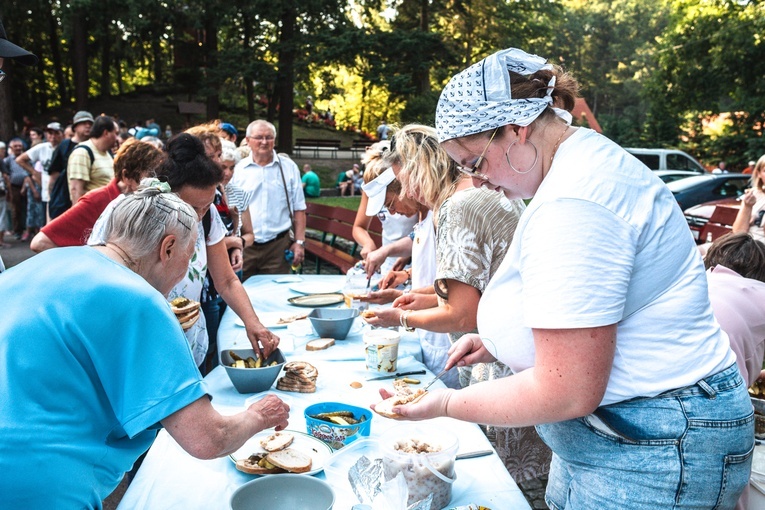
[170,297,201,331]
[276,361,318,393]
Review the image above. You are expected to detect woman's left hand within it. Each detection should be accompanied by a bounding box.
[392,292,434,310]
[229,248,243,272]
[371,387,453,421]
[245,321,280,359]
[364,307,402,328]
[358,288,401,305]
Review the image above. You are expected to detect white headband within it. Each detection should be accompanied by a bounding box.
[436,48,572,142]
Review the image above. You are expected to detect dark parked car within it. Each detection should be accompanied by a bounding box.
[666,173,750,211]
[654,170,701,184]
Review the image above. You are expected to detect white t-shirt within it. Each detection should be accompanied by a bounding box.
[412,211,457,388]
[25,142,55,202]
[231,152,306,243]
[478,128,735,405]
[378,211,418,275]
[88,195,227,365]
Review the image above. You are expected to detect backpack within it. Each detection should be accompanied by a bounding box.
[48,142,96,219]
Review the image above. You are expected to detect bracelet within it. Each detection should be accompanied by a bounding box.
[400,310,415,332]
[239,236,245,250]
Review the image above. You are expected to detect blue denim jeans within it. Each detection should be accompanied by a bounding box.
[538,364,754,509]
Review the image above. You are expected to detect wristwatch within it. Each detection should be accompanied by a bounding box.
[295,240,305,246]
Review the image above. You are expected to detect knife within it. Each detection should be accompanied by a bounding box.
[455,450,494,460]
[366,370,426,381]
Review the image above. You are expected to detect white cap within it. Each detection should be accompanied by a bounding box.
[362,168,396,216]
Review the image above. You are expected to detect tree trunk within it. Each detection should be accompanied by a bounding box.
[276,3,297,154]
[204,16,219,120]
[152,36,163,83]
[413,0,431,95]
[358,82,367,132]
[0,78,14,140]
[100,17,111,98]
[71,13,89,109]
[266,83,278,124]
[46,3,69,105]
[243,14,254,120]
[116,56,124,95]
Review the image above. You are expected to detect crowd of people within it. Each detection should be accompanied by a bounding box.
[3,23,765,510]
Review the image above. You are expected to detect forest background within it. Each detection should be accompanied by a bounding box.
[2,0,765,170]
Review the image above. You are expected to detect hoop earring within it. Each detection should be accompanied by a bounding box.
[505,140,539,175]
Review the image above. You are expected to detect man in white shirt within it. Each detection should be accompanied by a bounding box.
[231,120,307,278]
[16,122,63,220]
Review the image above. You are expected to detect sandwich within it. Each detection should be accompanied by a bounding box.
[235,431,312,475]
[235,453,286,475]
[374,379,428,419]
[264,449,313,474]
[360,310,376,319]
[169,297,201,331]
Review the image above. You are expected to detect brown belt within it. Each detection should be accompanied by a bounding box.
[253,229,290,245]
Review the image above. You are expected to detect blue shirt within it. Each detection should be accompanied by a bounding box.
[0,247,207,508]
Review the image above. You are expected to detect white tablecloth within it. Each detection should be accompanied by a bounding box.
[117,275,530,510]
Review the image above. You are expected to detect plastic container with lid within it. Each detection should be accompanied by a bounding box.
[363,329,400,372]
[379,424,458,509]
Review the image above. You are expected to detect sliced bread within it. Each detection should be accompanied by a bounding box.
[259,431,294,452]
[306,338,335,351]
[266,448,313,473]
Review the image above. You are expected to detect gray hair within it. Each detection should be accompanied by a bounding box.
[103,179,197,260]
[245,120,276,138]
[221,146,241,164]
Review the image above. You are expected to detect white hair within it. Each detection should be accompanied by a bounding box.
[245,120,276,138]
[103,180,197,260]
[221,146,242,164]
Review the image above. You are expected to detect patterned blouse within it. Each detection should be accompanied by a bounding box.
[435,187,552,482]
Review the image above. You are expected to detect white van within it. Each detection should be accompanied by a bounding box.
[625,148,706,173]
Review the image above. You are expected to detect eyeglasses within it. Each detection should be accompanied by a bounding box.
[458,128,499,182]
[248,135,275,142]
[0,70,5,83]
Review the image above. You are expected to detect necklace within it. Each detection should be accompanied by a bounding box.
[105,242,137,271]
[549,125,569,167]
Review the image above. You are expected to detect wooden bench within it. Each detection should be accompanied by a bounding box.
[699,205,739,243]
[303,202,382,274]
[350,139,375,158]
[294,138,341,159]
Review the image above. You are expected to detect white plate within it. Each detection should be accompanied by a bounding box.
[289,282,343,295]
[230,430,332,476]
[234,311,309,328]
[273,276,304,284]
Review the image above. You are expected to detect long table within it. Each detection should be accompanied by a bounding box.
[118,275,531,509]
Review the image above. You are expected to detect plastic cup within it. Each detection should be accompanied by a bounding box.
[363,329,400,372]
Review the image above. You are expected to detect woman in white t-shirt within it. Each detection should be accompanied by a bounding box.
[375,48,753,509]
[732,154,765,243]
[351,141,418,277]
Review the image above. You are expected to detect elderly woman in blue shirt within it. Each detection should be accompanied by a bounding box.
[0,182,290,508]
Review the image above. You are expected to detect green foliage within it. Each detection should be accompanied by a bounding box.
[3,0,765,169]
